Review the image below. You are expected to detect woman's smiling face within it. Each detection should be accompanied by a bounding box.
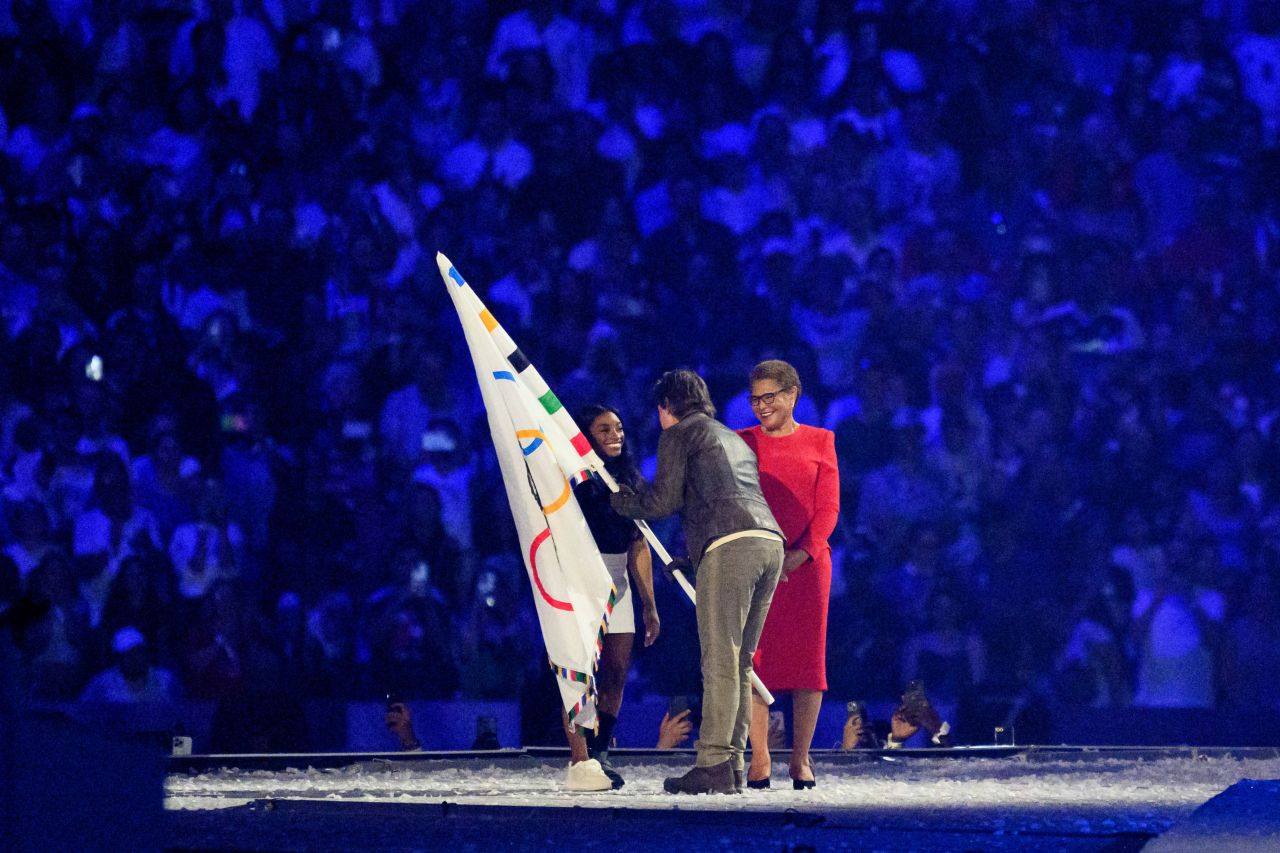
[590,410,625,458]
[749,380,797,433]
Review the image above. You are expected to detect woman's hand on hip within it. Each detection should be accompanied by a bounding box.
[780,547,810,580]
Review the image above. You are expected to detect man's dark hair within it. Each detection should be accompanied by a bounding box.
[652,369,716,420]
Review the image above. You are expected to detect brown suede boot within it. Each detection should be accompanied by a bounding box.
[663,760,738,795]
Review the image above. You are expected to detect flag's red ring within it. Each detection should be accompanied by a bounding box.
[529,528,573,611]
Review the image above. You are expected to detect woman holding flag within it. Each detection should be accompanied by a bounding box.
[562,404,660,791]
[435,253,665,791]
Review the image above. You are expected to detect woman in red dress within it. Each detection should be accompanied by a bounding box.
[739,360,839,789]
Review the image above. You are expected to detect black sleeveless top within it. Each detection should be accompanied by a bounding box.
[574,476,639,555]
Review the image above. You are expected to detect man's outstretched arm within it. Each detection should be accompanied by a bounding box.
[611,429,686,520]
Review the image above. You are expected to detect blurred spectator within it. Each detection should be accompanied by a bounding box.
[43,402,97,531]
[303,591,356,697]
[1234,6,1280,145]
[1109,508,1167,593]
[487,0,594,109]
[379,344,448,470]
[218,394,280,583]
[441,90,533,192]
[832,365,900,493]
[1055,570,1135,708]
[272,591,305,674]
[73,451,161,625]
[99,553,175,666]
[1179,463,1254,575]
[1221,570,1280,713]
[643,171,739,304]
[458,555,536,700]
[3,497,55,584]
[184,580,280,701]
[902,590,987,735]
[858,421,947,566]
[870,95,961,225]
[876,521,948,632]
[364,546,459,701]
[0,554,21,620]
[131,416,200,543]
[409,419,477,552]
[391,477,468,609]
[1151,17,1208,111]
[77,626,181,734]
[1130,539,1226,708]
[25,550,93,699]
[170,481,243,602]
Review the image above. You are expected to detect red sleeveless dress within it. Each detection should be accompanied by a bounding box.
[738,424,840,692]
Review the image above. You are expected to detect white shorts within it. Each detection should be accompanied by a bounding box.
[602,551,634,635]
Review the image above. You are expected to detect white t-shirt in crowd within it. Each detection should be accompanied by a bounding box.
[73,507,162,625]
[440,137,533,192]
[380,384,433,466]
[80,665,180,706]
[4,541,52,582]
[1235,32,1280,143]
[220,12,279,120]
[486,10,593,107]
[1131,586,1225,708]
[411,462,475,550]
[170,521,245,600]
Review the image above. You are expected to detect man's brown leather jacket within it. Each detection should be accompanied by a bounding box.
[611,412,780,564]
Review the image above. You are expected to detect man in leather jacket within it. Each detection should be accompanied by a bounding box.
[612,369,783,794]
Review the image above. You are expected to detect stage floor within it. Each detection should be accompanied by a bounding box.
[166,747,1280,851]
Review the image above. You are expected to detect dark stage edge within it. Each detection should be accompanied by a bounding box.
[167,797,1156,853]
[166,747,1280,852]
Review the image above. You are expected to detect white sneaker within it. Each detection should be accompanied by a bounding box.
[564,759,613,792]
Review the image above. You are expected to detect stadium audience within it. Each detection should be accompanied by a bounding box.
[1,1,1278,749]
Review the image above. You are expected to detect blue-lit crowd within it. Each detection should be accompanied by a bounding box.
[2,0,1280,746]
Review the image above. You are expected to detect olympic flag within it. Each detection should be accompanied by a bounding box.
[437,252,774,707]
[439,253,614,731]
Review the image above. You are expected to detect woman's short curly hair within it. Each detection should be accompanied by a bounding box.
[749,359,801,396]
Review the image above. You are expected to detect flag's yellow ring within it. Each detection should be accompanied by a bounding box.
[542,478,571,514]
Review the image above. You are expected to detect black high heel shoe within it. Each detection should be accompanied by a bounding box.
[746,776,771,789]
[790,760,816,790]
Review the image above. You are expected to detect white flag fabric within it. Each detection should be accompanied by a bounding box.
[438,253,615,731]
